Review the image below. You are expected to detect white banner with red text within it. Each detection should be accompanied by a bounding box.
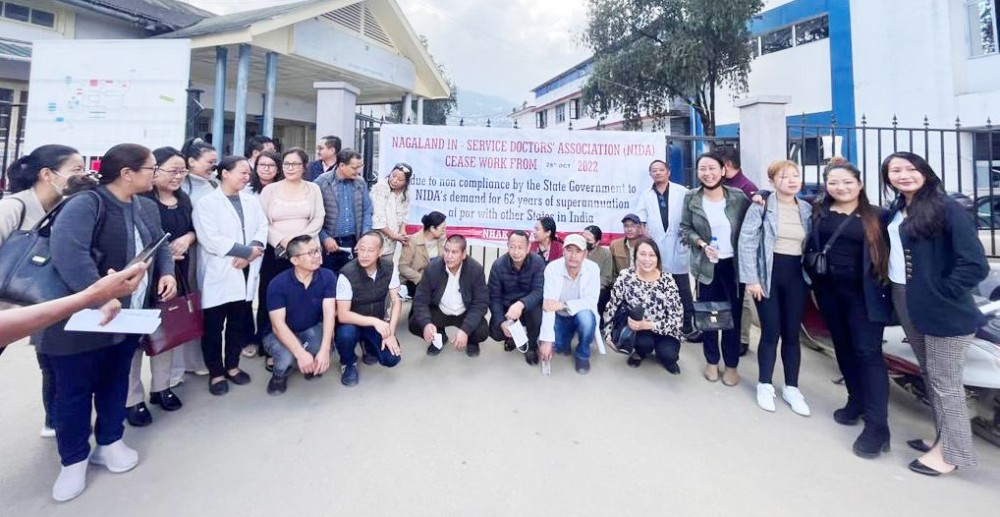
[378,125,664,247]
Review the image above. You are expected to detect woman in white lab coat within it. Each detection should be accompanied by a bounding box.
[192,155,269,395]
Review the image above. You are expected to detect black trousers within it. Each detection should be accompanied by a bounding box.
[202,301,253,378]
[633,330,681,367]
[597,286,611,331]
[672,273,695,331]
[254,245,291,345]
[814,276,889,430]
[754,254,808,385]
[409,305,489,345]
[699,258,744,368]
[489,302,542,351]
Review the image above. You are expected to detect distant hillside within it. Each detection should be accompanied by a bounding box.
[448,90,518,128]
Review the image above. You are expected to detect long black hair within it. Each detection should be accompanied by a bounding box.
[5,144,80,193]
[99,144,151,185]
[816,161,888,281]
[880,151,946,238]
[250,150,283,194]
[538,216,560,243]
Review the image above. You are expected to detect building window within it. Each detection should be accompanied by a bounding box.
[569,98,580,120]
[3,2,57,28]
[966,0,999,57]
[536,110,547,129]
[761,26,793,55]
[795,15,829,45]
[555,103,566,123]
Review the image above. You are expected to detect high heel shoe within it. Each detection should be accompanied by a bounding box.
[853,427,891,459]
[906,439,932,453]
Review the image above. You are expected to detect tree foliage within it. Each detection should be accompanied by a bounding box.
[391,36,458,125]
[582,0,763,135]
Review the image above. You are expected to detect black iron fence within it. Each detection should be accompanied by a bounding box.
[665,134,740,188]
[0,101,27,193]
[787,116,1000,256]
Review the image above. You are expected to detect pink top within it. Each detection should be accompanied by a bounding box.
[259,180,325,248]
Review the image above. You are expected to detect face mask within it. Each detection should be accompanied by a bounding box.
[586,242,595,251]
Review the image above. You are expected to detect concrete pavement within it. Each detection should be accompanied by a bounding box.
[1,329,999,515]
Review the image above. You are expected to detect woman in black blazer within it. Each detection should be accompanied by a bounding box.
[882,151,989,476]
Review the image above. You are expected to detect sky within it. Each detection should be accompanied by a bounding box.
[182,0,593,106]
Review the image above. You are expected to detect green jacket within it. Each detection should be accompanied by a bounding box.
[679,186,751,286]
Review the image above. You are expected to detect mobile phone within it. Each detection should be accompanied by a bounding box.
[127,232,171,268]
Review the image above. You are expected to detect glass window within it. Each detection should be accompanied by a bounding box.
[967,0,999,56]
[761,27,792,55]
[4,2,29,22]
[555,103,566,123]
[536,110,547,129]
[31,8,55,28]
[795,15,829,45]
[569,98,580,120]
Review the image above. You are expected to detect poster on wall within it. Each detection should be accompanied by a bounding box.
[378,125,665,247]
[24,39,191,157]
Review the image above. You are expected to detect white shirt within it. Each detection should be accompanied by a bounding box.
[336,263,401,300]
[439,264,466,316]
[539,258,601,343]
[703,197,734,259]
[888,211,906,284]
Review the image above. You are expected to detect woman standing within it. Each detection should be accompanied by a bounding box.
[738,160,812,415]
[245,150,283,358]
[41,143,177,502]
[1,145,87,438]
[882,152,988,476]
[530,216,563,263]
[125,146,195,426]
[398,211,447,298]
[193,156,268,395]
[603,237,684,373]
[371,162,413,257]
[806,161,893,458]
[680,152,750,386]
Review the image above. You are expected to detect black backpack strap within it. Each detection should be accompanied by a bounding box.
[10,197,26,230]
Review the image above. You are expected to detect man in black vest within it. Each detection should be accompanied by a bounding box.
[408,235,489,357]
[335,231,402,387]
[488,230,545,365]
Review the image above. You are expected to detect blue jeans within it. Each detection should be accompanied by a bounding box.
[335,324,401,368]
[46,337,138,466]
[263,323,327,377]
[554,310,597,360]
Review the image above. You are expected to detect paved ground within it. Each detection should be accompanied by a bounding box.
[1,325,999,516]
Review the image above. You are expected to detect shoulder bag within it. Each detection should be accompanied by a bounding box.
[142,263,203,356]
[804,212,855,277]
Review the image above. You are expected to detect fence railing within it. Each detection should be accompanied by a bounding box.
[0,101,27,192]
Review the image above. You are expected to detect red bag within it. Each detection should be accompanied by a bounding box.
[142,288,203,356]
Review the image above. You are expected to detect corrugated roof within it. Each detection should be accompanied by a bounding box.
[161,0,328,39]
[0,38,31,61]
[57,0,213,30]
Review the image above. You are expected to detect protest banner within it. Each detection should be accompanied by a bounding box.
[378,125,664,246]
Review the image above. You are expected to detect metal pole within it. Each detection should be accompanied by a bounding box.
[263,52,278,138]
[233,44,251,158]
[212,46,228,154]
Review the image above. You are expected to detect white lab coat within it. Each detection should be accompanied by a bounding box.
[635,182,690,274]
[539,258,602,343]
[193,189,269,309]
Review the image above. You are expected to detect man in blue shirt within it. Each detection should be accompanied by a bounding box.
[262,235,337,395]
[315,149,373,275]
[306,135,341,182]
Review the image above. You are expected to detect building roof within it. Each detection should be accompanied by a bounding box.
[56,0,212,30]
[531,57,594,93]
[160,0,321,39]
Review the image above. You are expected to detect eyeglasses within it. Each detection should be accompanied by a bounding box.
[158,168,189,177]
[257,163,277,170]
[393,163,411,174]
[293,249,322,258]
[282,162,304,169]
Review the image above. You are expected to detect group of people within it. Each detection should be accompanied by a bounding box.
[0,136,988,502]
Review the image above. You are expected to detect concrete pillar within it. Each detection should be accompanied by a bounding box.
[314,81,360,149]
[211,46,227,154]
[416,97,424,125]
[262,52,278,138]
[735,95,791,188]
[232,44,251,158]
[402,92,413,124]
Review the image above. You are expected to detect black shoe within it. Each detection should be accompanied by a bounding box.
[557,346,572,357]
[575,357,590,374]
[683,329,703,343]
[525,349,539,365]
[209,379,229,396]
[739,342,750,356]
[126,403,152,427]
[466,342,480,358]
[426,344,441,356]
[503,340,516,352]
[149,389,182,411]
[267,374,288,395]
[627,352,642,368]
[265,358,274,373]
[664,361,681,375]
[226,370,251,385]
[618,343,635,356]
[906,439,933,453]
[908,459,956,477]
[834,406,863,426]
[304,372,322,380]
[362,353,378,366]
[341,364,359,387]
[853,427,891,459]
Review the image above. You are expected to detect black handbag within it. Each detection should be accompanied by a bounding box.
[692,300,735,332]
[804,212,855,277]
[0,191,105,306]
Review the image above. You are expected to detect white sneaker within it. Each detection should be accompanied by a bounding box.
[40,426,56,438]
[192,369,209,376]
[52,460,88,502]
[782,386,811,416]
[756,383,776,412]
[89,440,139,473]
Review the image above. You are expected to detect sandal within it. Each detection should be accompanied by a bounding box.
[241,345,259,358]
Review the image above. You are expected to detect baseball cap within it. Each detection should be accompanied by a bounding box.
[621,213,642,224]
[564,234,587,251]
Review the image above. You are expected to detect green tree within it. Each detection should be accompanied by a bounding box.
[391,36,458,125]
[582,0,763,135]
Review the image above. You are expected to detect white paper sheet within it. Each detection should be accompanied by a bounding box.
[507,319,529,350]
[65,309,161,334]
[432,333,444,349]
